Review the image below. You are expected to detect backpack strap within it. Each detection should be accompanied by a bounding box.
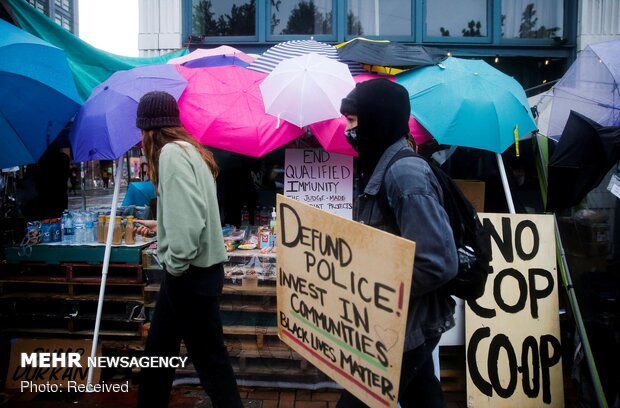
[377,149,420,234]
[378,149,465,243]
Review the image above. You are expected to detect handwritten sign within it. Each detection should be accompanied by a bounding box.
[276,195,414,408]
[284,149,354,218]
[6,339,100,388]
[466,213,563,407]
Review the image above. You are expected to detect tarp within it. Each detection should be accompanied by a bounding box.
[3,0,188,101]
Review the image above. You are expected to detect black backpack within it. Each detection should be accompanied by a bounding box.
[379,149,491,301]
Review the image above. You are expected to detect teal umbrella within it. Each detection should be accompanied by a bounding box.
[397,57,537,213]
[396,57,536,154]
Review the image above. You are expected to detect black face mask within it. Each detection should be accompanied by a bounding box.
[344,127,359,151]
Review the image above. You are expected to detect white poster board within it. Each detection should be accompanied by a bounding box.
[276,195,414,408]
[283,149,354,219]
[466,213,564,407]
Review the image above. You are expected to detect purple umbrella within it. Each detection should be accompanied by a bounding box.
[547,38,620,137]
[69,64,187,161]
[182,54,249,69]
[68,64,187,382]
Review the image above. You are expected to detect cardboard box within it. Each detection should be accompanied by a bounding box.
[454,180,485,212]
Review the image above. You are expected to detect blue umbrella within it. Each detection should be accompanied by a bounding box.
[0,19,81,168]
[69,64,187,162]
[122,181,156,207]
[182,54,249,69]
[397,57,537,213]
[396,57,536,154]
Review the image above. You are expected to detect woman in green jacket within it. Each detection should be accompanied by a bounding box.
[135,91,242,408]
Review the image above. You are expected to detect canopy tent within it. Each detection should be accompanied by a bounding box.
[2,0,188,101]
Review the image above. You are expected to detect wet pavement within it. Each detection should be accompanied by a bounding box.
[67,186,126,211]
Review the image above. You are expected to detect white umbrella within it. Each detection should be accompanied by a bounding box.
[259,53,355,128]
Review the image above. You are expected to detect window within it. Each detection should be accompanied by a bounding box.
[191,0,256,38]
[426,0,488,39]
[54,12,72,30]
[501,0,563,40]
[270,0,333,36]
[346,0,412,37]
[27,0,48,14]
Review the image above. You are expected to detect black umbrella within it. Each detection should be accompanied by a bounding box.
[547,111,620,212]
[336,38,446,69]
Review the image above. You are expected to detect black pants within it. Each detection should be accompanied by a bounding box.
[138,264,242,408]
[336,336,445,408]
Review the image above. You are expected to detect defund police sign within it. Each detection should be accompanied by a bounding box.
[465,213,564,407]
[275,194,414,408]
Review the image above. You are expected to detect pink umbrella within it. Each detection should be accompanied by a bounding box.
[177,65,304,157]
[167,45,255,65]
[309,73,433,155]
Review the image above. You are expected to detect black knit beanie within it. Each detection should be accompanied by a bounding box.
[136,91,182,130]
[340,92,358,116]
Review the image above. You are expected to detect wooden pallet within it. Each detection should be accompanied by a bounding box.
[2,319,143,338]
[0,279,145,299]
[0,262,144,284]
[66,263,143,284]
[0,257,147,342]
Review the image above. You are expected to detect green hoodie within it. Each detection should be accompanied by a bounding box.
[156,142,226,276]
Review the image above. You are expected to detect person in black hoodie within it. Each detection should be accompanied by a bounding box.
[337,79,458,407]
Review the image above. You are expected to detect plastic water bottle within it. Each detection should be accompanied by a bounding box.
[84,212,95,244]
[62,210,74,244]
[74,211,85,244]
[50,218,62,242]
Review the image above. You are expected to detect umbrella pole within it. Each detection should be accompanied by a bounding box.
[87,157,123,388]
[495,153,516,214]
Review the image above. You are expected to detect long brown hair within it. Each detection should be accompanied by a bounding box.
[141,127,218,187]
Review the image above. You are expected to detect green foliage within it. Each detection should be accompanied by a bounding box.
[462,20,482,37]
[440,27,450,37]
[519,3,559,39]
[281,1,332,35]
[192,0,255,37]
[347,10,363,35]
[192,0,217,36]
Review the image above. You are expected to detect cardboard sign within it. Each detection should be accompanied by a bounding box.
[276,195,414,408]
[6,339,100,388]
[283,149,354,219]
[465,213,564,407]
